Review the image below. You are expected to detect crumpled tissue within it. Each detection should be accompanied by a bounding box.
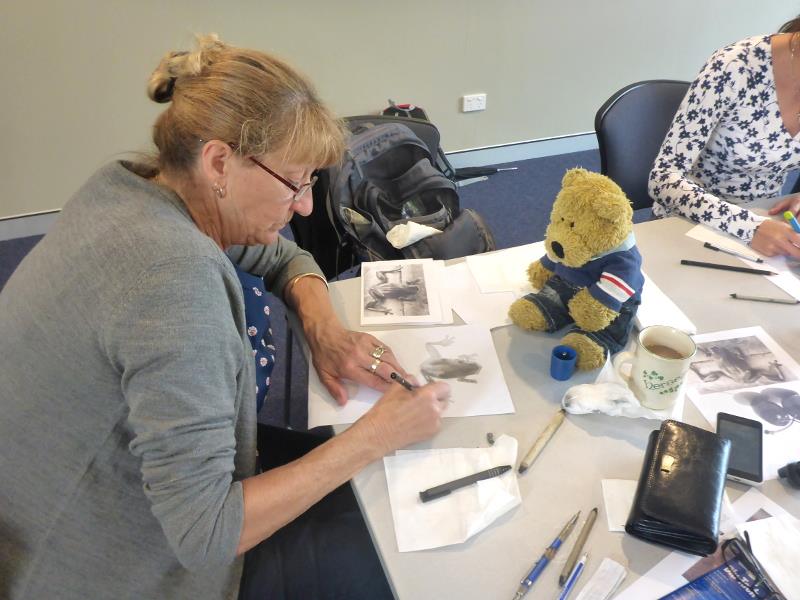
[384,434,520,552]
[386,221,442,249]
[561,352,685,420]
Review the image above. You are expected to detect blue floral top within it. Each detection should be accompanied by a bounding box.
[233,265,276,413]
[649,35,800,243]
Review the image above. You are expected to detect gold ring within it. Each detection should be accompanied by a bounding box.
[369,358,382,374]
[371,346,386,359]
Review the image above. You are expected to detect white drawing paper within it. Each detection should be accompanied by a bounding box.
[736,516,800,600]
[760,254,800,301]
[685,224,765,262]
[686,224,800,301]
[635,272,697,334]
[465,242,543,294]
[686,326,800,480]
[443,262,515,330]
[307,324,515,428]
[601,479,638,532]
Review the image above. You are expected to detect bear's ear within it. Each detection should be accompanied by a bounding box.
[593,191,633,224]
[561,167,589,188]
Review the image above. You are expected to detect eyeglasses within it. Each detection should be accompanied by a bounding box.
[720,536,782,599]
[247,156,317,204]
[201,140,316,203]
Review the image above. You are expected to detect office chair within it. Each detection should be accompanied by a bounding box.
[595,80,690,210]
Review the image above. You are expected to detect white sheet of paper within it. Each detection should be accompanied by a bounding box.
[574,558,627,600]
[685,224,800,301]
[685,326,800,480]
[443,262,515,330]
[600,479,638,532]
[307,324,516,428]
[737,515,800,600]
[465,242,544,294]
[635,272,697,334]
[383,434,521,552]
[614,487,792,600]
[434,261,455,325]
[760,254,800,301]
[685,224,764,261]
[360,259,447,326]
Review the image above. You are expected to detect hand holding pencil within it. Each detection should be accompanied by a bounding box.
[749,216,800,260]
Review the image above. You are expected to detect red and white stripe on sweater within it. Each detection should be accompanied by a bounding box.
[597,272,635,304]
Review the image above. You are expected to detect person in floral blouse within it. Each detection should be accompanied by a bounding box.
[650,15,800,258]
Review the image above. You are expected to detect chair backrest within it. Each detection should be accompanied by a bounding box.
[595,80,690,210]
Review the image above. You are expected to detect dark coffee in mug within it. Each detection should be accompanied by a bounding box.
[644,343,685,360]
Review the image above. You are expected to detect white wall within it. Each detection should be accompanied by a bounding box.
[0,0,794,218]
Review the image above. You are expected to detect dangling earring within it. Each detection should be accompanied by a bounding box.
[212,181,226,199]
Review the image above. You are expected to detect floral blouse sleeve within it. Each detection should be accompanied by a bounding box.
[648,41,768,244]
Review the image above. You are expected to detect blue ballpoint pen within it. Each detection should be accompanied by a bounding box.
[512,511,580,600]
[556,553,588,600]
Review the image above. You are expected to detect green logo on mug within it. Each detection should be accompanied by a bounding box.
[642,370,682,395]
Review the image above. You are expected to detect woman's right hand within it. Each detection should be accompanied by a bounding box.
[767,193,800,218]
[751,219,800,258]
[355,381,451,455]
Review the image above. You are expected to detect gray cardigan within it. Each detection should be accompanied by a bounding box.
[0,162,323,599]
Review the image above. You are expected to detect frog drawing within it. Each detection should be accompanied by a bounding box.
[419,335,481,383]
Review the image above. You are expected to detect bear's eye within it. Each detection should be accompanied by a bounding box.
[570,222,575,228]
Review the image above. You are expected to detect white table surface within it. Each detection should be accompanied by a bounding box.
[321,216,800,599]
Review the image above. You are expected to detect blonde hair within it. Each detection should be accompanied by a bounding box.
[147,34,345,173]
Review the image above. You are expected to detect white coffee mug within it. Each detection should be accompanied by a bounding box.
[613,325,697,410]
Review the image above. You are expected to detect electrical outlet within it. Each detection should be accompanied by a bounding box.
[462,93,487,112]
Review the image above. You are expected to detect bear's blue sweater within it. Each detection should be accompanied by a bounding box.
[540,245,644,312]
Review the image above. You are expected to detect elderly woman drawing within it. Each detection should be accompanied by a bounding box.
[0,35,450,599]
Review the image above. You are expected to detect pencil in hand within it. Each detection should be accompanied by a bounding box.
[390,371,415,391]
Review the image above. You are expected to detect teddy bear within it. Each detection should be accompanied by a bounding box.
[508,168,644,371]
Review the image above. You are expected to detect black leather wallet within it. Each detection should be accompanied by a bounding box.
[625,420,731,556]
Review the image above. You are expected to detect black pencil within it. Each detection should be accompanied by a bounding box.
[680,259,776,276]
[418,465,512,502]
[390,371,415,391]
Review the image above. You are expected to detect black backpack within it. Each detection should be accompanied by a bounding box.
[290,115,495,279]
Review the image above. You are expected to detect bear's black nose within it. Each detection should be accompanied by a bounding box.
[551,241,564,259]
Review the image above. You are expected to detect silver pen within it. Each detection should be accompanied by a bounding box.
[704,242,764,263]
[730,293,799,305]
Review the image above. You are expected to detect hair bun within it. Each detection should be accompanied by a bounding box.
[147,34,227,103]
[148,75,177,103]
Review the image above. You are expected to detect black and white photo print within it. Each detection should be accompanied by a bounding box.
[685,327,800,480]
[360,260,448,326]
[687,335,788,394]
[363,264,428,317]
